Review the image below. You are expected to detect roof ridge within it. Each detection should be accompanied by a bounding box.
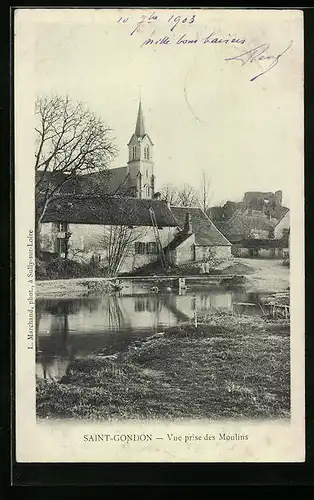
[275,207,290,225]
[200,208,232,245]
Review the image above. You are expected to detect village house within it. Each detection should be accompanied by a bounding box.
[217,205,290,259]
[38,100,231,274]
[164,207,231,266]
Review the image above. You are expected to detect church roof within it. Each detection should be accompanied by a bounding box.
[40,195,178,228]
[170,207,231,246]
[135,100,146,137]
[36,168,137,197]
[81,168,132,196]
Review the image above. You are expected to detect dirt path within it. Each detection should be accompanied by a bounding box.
[237,258,289,293]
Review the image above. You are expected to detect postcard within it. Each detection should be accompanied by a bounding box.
[14,8,304,463]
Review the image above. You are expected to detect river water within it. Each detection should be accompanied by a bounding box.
[36,280,267,381]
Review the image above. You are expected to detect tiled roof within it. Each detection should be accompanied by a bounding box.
[275,207,289,225]
[219,210,275,239]
[36,168,136,197]
[40,195,178,227]
[80,168,134,196]
[170,207,231,246]
[163,231,192,252]
[242,238,287,249]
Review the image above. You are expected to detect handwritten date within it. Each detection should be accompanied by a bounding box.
[117,12,196,36]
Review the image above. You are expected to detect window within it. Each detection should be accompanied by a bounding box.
[144,146,150,160]
[135,297,146,312]
[53,222,68,232]
[135,242,157,255]
[57,238,66,254]
[132,145,136,160]
[146,242,157,255]
[135,242,146,254]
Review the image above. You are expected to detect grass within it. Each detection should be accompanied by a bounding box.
[36,314,290,421]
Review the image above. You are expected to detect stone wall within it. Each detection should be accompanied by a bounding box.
[172,234,195,266]
[195,245,231,261]
[232,244,283,259]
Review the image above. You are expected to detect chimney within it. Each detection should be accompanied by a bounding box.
[183,212,192,234]
[275,190,283,205]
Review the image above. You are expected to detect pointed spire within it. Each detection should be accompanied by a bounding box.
[135,100,146,138]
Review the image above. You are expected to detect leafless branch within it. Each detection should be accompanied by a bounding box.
[35,94,118,224]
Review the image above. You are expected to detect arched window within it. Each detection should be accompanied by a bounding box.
[132,145,136,160]
[144,146,150,160]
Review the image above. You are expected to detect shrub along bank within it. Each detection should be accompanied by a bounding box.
[36,256,108,280]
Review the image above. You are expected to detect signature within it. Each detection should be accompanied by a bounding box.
[225,41,293,81]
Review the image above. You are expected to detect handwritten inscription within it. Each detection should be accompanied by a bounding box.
[225,41,293,81]
[141,31,245,47]
[117,12,245,46]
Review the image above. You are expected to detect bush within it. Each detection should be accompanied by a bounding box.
[36,258,48,279]
[35,256,108,280]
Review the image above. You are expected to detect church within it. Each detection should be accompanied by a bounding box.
[39,100,231,274]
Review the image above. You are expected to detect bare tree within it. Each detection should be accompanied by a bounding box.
[160,183,200,208]
[177,184,199,207]
[103,225,146,277]
[35,95,117,250]
[199,171,211,213]
[160,184,180,206]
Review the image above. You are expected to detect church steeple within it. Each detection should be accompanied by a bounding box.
[127,99,154,199]
[135,100,146,138]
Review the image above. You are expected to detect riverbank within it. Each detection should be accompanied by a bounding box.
[37,315,290,421]
[35,277,113,299]
[35,257,289,298]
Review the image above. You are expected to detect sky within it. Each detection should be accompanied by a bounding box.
[27,9,303,206]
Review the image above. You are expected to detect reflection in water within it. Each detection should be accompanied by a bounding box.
[36,285,264,381]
